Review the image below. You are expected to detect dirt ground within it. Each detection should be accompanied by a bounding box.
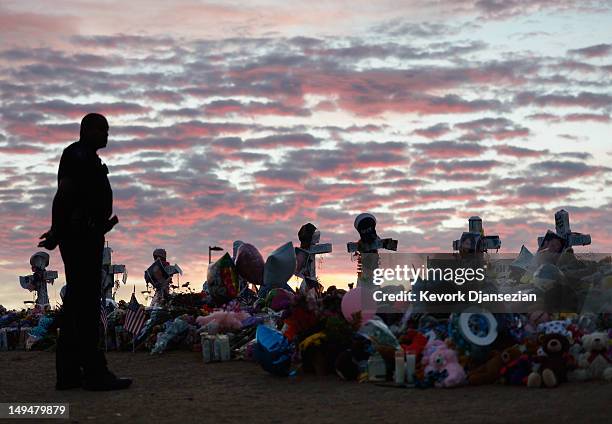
[0,350,610,424]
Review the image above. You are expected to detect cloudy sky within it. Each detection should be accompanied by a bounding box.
[1,0,611,308]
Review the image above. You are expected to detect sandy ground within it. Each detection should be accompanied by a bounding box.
[0,350,610,424]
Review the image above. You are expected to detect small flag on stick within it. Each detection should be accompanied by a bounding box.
[125,287,146,340]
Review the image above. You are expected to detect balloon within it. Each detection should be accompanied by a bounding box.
[341,287,376,324]
[232,240,244,260]
[235,243,264,285]
[206,253,239,304]
[263,242,296,288]
[265,288,295,311]
[254,325,292,376]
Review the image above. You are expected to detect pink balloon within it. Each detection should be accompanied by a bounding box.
[236,243,264,285]
[341,287,377,324]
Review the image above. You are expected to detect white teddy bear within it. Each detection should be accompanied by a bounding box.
[570,332,612,381]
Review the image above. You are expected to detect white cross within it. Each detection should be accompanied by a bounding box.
[20,270,57,307]
[295,242,332,290]
[537,209,591,250]
[144,259,182,306]
[347,238,398,287]
[101,246,127,300]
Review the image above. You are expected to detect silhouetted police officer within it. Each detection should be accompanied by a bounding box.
[39,113,131,391]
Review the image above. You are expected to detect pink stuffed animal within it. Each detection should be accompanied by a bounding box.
[422,341,467,388]
[196,311,249,333]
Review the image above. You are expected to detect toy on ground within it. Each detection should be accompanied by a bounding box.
[499,345,531,385]
[570,331,612,381]
[421,340,467,388]
[527,333,573,388]
[196,311,250,333]
[399,329,428,357]
[468,350,503,385]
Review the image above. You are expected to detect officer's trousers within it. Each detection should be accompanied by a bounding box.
[56,233,107,382]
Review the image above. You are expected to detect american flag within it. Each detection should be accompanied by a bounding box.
[100,300,108,333]
[124,290,146,336]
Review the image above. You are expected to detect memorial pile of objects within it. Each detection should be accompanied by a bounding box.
[0,305,58,351]
[2,212,611,390]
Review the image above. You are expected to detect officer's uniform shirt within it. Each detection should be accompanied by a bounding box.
[57,140,112,236]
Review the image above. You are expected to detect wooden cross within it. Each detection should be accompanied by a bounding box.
[537,209,591,251]
[295,238,332,291]
[101,245,127,300]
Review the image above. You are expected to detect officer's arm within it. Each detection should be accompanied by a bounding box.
[39,176,78,249]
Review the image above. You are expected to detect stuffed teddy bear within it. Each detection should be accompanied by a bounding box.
[527,333,572,388]
[399,329,428,357]
[422,341,466,388]
[498,345,531,385]
[570,331,612,381]
[467,350,502,385]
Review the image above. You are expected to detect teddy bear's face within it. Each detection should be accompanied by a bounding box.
[541,333,569,356]
[583,332,609,353]
[501,346,521,364]
[546,338,563,353]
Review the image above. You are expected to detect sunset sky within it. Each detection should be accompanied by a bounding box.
[1,1,611,309]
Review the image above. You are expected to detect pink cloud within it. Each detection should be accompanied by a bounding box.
[568,43,612,58]
[495,145,547,157]
[34,100,150,118]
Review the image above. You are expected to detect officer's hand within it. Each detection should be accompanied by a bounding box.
[102,215,119,234]
[38,230,58,250]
